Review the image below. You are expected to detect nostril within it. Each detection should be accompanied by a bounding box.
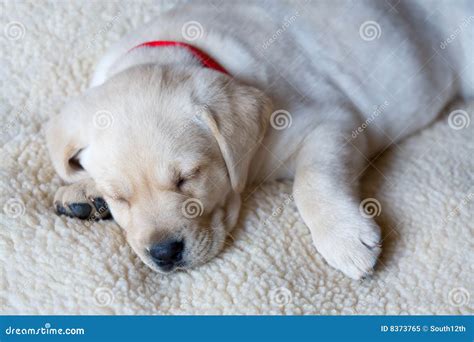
[150,239,184,265]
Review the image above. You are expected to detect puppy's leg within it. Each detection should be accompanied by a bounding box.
[54,178,111,221]
[293,123,381,279]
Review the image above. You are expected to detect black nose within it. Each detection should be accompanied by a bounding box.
[150,239,184,270]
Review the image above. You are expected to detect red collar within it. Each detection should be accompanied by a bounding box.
[129,40,230,75]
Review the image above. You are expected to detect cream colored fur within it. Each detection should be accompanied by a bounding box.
[1,0,472,311]
[45,1,473,279]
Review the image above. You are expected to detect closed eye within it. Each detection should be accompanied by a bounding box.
[175,167,200,190]
[176,177,186,189]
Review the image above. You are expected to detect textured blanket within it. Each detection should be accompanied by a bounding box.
[1,0,472,314]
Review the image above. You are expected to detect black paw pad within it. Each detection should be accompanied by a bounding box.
[68,203,92,219]
[55,203,68,216]
[92,197,112,220]
[102,212,113,220]
[92,197,108,211]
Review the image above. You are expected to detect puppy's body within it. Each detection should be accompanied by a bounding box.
[91,1,472,180]
[48,1,473,278]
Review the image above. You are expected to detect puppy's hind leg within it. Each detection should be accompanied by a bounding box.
[54,178,111,221]
[293,123,381,279]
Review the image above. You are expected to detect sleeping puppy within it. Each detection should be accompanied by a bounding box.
[46,1,473,279]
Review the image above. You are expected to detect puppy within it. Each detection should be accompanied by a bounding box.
[47,1,473,278]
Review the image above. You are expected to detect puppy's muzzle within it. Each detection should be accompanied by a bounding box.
[149,239,184,272]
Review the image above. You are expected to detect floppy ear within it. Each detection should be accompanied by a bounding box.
[199,82,273,193]
[46,100,90,183]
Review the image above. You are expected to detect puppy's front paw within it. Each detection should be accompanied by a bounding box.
[316,221,381,280]
[54,180,112,221]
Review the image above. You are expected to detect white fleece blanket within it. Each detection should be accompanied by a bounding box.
[1,0,472,315]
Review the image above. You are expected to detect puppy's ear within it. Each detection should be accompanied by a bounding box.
[46,100,90,183]
[199,82,272,193]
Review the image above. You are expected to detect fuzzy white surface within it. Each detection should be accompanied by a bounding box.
[0,0,473,314]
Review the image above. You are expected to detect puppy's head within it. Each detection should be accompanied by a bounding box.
[48,65,272,272]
